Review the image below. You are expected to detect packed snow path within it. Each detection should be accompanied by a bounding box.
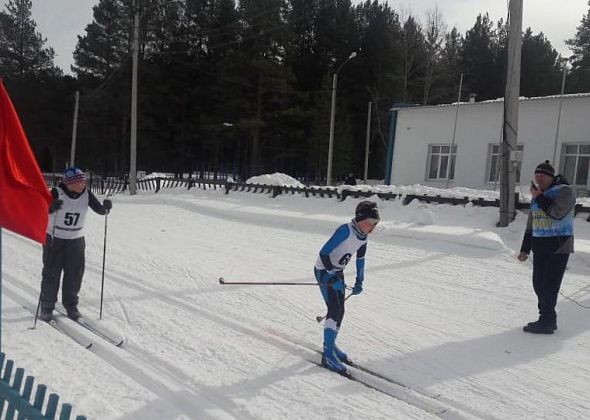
[2,188,590,419]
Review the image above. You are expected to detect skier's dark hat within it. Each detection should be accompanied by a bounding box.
[535,160,555,178]
[355,201,380,224]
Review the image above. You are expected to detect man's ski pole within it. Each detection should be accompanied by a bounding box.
[218,277,317,286]
[99,213,108,319]
[316,294,353,323]
[31,295,42,330]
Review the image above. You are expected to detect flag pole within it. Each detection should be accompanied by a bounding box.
[1,228,3,352]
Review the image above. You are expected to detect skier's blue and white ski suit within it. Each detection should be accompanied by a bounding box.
[314,220,368,331]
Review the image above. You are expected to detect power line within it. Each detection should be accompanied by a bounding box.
[78,62,129,101]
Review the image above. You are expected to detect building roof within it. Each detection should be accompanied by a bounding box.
[390,92,590,112]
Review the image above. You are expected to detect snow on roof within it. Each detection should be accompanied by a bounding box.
[391,92,590,112]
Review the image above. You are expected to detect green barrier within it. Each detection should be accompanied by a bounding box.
[0,353,86,420]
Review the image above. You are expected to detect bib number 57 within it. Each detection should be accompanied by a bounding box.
[64,212,80,226]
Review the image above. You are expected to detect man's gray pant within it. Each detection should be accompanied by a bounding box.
[40,234,85,311]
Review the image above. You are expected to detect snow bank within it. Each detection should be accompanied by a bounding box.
[245,172,305,187]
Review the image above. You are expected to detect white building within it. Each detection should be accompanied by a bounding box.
[386,93,590,193]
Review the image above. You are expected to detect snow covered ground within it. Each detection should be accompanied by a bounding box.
[2,181,590,419]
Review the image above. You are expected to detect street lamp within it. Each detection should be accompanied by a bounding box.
[326,51,357,186]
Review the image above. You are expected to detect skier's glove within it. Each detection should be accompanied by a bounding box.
[49,199,63,213]
[103,199,112,213]
[352,278,363,295]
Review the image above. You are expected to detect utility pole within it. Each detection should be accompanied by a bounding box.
[446,73,463,188]
[552,62,568,165]
[326,72,338,186]
[129,5,140,195]
[363,101,372,184]
[70,90,80,167]
[326,52,357,186]
[498,0,523,227]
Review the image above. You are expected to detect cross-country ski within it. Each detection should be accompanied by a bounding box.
[55,308,124,347]
[42,316,94,350]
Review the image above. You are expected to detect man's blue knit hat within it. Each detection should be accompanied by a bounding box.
[63,167,86,184]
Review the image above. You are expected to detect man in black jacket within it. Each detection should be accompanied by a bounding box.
[518,161,575,334]
[40,167,112,321]
[344,173,357,186]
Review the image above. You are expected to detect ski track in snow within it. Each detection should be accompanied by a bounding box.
[2,188,590,419]
[3,220,440,419]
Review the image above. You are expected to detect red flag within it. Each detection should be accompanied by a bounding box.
[0,80,51,244]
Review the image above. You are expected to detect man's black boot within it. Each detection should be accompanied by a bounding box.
[39,308,53,322]
[523,320,555,334]
[66,306,81,321]
[527,320,557,331]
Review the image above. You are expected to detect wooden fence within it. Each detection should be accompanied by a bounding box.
[0,353,86,420]
[43,175,590,221]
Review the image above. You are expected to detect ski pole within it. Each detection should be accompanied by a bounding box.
[219,277,318,286]
[31,295,42,330]
[316,293,353,323]
[99,212,108,319]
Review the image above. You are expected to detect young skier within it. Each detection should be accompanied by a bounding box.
[40,167,112,321]
[314,200,380,375]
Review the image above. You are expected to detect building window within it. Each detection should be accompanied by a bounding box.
[562,144,590,186]
[427,144,457,180]
[487,143,524,183]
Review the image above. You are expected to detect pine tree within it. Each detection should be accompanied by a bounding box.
[461,13,499,101]
[0,0,58,79]
[520,28,562,97]
[72,0,134,80]
[433,26,463,104]
[353,0,403,178]
[566,0,590,92]
[400,15,426,103]
[230,0,296,175]
[284,0,322,92]
[422,6,446,105]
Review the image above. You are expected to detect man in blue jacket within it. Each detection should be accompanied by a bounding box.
[314,201,379,374]
[518,161,575,334]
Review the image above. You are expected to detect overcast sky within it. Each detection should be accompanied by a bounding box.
[1,0,588,73]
